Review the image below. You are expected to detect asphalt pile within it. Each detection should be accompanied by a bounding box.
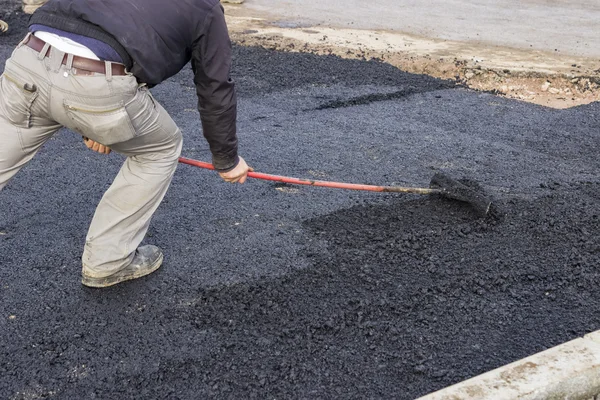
[1,2,599,399]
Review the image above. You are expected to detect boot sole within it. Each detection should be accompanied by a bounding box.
[81,253,164,288]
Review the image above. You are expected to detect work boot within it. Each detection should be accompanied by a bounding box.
[81,245,164,288]
[22,0,47,14]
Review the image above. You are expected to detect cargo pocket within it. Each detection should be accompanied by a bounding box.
[64,100,137,146]
[0,72,39,128]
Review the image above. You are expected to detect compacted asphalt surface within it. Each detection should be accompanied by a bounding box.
[1,4,599,399]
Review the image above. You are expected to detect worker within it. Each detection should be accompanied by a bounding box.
[0,0,252,287]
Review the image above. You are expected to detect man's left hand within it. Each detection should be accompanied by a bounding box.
[83,137,111,155]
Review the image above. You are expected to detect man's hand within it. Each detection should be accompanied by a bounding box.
[83,137,111,155]
[218,156,253,184]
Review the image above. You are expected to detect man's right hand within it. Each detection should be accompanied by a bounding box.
[218,156,253,184]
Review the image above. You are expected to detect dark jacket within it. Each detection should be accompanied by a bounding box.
[30,0,238,171]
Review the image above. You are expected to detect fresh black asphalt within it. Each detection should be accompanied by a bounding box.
[1,3,599,399]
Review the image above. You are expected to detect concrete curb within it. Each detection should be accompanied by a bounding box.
[417,330,600,400]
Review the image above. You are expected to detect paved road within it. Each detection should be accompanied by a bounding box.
[1,5,599,399]
[243,0,600,57]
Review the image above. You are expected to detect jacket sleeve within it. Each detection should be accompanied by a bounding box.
[191,3,238,172]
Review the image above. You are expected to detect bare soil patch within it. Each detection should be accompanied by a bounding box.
[224,8,600,109]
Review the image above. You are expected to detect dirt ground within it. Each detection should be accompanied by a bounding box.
[223,5,600,110]
[1,2,599,399]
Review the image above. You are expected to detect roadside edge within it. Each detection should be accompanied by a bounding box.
[416,330,600,400]
[223,9,600,109]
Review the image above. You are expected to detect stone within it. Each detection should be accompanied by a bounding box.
[541,81,551,92]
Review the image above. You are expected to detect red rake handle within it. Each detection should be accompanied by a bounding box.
[178,157,441,195]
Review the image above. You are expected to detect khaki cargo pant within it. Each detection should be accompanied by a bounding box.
[0,35,182,278]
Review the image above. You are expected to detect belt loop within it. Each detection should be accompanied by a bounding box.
[38,42,50,61]
[47,48,65,72]
[18,32,32,48]
[105,61,113,81]
[66,53,74,70]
